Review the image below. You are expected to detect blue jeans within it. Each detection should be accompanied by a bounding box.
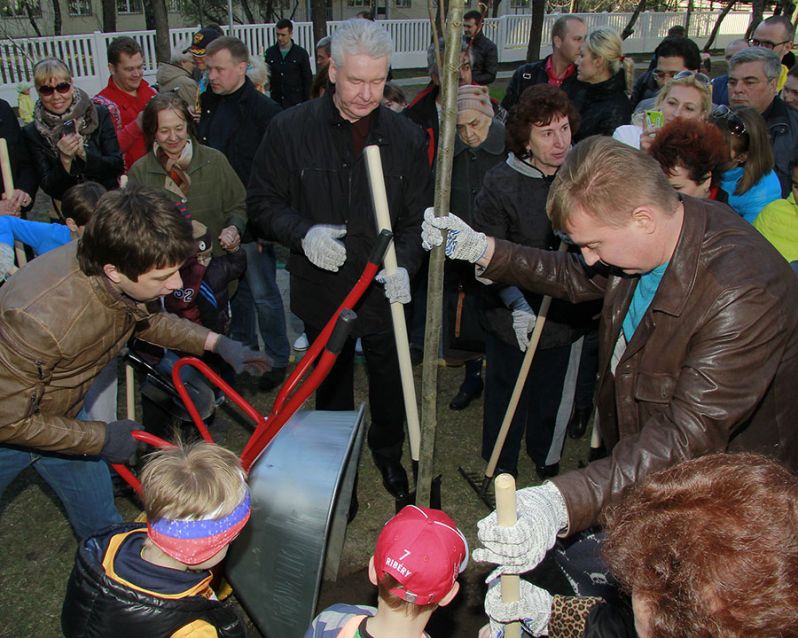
[230,242,290,368]
[0,448,121,540]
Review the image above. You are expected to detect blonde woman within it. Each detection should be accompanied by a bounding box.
[573,27,634,141]
[613,70,713,150]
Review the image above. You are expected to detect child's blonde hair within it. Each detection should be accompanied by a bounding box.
[141,440,246,522]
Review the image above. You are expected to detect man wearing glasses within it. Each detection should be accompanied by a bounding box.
[729,46,798,196]
[629,36,702,112]
[750,15,794,91]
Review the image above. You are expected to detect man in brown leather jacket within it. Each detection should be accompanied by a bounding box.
[423,137,798,621]
[0,186,268,539]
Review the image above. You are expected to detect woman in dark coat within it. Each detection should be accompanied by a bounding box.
[572,27,633,142]
[24,58,123,202]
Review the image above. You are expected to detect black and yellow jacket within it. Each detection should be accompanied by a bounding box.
[61,523,246,638]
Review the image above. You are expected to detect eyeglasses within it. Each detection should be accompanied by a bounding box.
[749,38,792,49]
[37,82,71,97]
[713,105,747,136]
[673,70,711,86]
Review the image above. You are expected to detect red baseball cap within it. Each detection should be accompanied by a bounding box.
[374,505,468,605]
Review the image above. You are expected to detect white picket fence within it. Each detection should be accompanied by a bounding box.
[0,11,751,106]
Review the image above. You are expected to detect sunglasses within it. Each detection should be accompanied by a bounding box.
[37,82,71,97]
[713,105,747,136]
[749,37,791,49]
[673,70,711,86]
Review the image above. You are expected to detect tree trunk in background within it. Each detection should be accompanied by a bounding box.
[143,0,156,29]
[491,0,500,18]
[703,0,735,51]
[240,0,255,23]
[102,0,117,32]
[152,0,170,63]
[622,0,646,39]
[311,0,327,47]
[525,0,544,62]
[746,0,765,38]
[25,4,43,36]
[684,0,693,33]
[51,0,62,35]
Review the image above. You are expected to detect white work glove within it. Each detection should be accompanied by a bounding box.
[301,224,347,272]
[375,267,411,304]
[510,299,536,352]
[484,579,553,637]
[421,207,488,263]
[473,482,568,575]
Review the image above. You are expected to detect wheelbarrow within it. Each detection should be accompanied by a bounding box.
[113,230,394,638]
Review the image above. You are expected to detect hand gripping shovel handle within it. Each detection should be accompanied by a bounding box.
[363,144,421,461]
[484,241,569,480]
[495,473,522,638]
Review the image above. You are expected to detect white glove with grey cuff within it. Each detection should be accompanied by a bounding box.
[421,208,488,263]
[301,224,347,272]
[499,286,537,352]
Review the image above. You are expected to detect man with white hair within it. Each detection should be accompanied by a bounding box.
[248,19,432,501]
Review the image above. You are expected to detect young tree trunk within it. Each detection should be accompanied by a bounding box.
[240,0,255,23]
[525,0,545,62]
[152,0,170,63]
[51,0,62,35]
[621,0,646,39]
[311,0,327,47]
[143,0,156,30]
[703,0,736,51]
[746,0,765,38]
[25,4,43,36]
[102,0,117,32]
[417,0,464,508]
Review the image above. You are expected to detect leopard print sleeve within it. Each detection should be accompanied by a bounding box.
[547,595,604,638]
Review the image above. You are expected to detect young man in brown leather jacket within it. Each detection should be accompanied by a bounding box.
[0,185,269,539]
[423,136,798,631]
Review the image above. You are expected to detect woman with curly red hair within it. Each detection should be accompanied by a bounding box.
[481,453,798,638]
[647,118,729,200]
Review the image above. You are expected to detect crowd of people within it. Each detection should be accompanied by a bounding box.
[1,11,798,638]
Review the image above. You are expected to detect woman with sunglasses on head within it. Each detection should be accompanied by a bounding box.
[613,71,713,151]
[23,58,123,202]
[648,118,729,201]
[710,106,781,223]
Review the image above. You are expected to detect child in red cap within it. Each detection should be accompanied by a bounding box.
[304,505,468,638]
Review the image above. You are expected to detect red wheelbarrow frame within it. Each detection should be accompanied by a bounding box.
[113,229,394,493]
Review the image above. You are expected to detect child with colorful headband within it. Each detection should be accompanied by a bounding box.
[61,440,250,638]
[304,505,468,638]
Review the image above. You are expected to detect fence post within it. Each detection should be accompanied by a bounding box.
[496,15,508,63]
[92,31,110,90]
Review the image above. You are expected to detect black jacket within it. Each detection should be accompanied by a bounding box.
[572,70,631,142]
[629,68,659,111]
[23,105,123,199]
[764,96,798,197]
[247,93,432,335]
[501,56,587,113]
[264,41,313,108]
[467,31,499,85]
[472,158,592,350]
[0,98,37,199]
[198,77,282,187]
[61,524,246,638]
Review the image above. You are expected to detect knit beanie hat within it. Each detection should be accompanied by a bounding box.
[457,84,493,118]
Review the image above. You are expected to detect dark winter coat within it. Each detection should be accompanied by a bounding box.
[472,157,591,351]
[264,41,313,108]
[572,70,632,142]
[500,55,587,113]
[764,95,798,197]
[0,98,37,199]
[247,92,432,336]
[197,77,281,187]
[23,105,123,199]
[467,31,499,85]
[483,196,798,533]
[61,524,246,638]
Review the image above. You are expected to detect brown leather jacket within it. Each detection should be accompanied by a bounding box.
[483,196,798,533]
[0,242,209,456]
